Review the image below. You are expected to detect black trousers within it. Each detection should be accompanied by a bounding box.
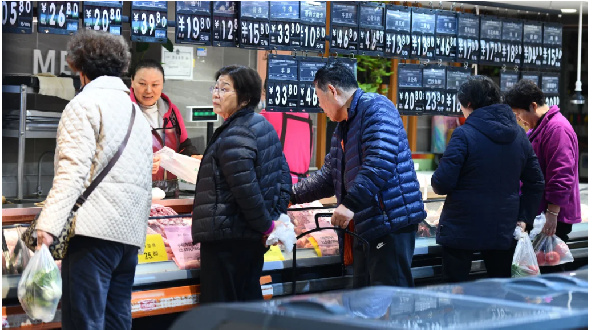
[199,239,266,303]
[442,239,518,283]
[352,224,418,288]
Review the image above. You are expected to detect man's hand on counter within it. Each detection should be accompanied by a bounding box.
[36,230,54,250]
[331,204,354,229]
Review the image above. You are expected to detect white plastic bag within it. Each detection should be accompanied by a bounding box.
[511,230,540,277]
[155,146,201,184]
[532,233,574,266]
[17,245,62,323]
[529,213,546,240]
[266,214,297,253]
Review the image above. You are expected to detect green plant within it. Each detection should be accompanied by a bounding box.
[356,55,392,94]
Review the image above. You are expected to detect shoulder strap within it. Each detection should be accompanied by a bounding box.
[73,104,136,211]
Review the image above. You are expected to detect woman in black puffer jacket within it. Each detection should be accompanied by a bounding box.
[192,65,291,303]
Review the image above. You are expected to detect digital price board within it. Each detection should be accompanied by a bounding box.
[423,67,447,114]
[384,5,411,59]
[212,1,238,47]
[266,54,299,112]
[501,19,523,66]
[37,1,79,35]
[543,23,562,69]
[500,72,519,92]
[411,8,436,59]
[523,21,543,68]
[83,1,122,35]
[239,1,269,49]
[479,16,503,65]
[269,1,301,50]
[435,11,457,61]
[175,1,212,45]
[521,72,540,86]
[358,2,385,56]
[397,64,425,115]
[329,2,359,55]
[445,67,471,116]
[541,74,560,106]
[298,57,327,112]
[2,1,33,33]
[456,13,479,63]
[131,1,168,43]
[299,1,326,52]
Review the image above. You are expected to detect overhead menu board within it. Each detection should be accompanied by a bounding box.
[2,1,33,33]
[239,1,269,49]
[384,5,411,59]
[411,8,436,59]
[299,1,326,52]
[37,1,79,35]
[358,2,385,57]
[501,19,523,66]
[397,64,424,115]
[543,23,562,69]
[269,1,301,50]
[131,1,168,43]
[175,1,212,45]
[212,1,238,47]
[521,72,540,86]
[83,1,123,35]
[266,54,299,112]
[500,71,519,92]
[522,21,543,68]
[445,67,471,116]
[456,13,479,63]
[434,10,457,61]
[541,74,560,106]
[479,16,502,65]
[423,67,447,114]
[329,2,359,55]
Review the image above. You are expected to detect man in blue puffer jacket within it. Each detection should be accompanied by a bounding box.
[290,63,426,288]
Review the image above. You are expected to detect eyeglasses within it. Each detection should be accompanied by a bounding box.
[209,86,236,97]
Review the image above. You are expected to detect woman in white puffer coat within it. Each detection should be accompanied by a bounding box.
[34,30,153,330]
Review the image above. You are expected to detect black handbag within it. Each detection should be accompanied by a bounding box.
[22,104,136,259]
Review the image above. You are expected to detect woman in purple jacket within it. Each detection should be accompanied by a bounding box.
[504,80,581,244]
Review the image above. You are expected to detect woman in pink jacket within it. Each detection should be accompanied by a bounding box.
[504,80,581,244]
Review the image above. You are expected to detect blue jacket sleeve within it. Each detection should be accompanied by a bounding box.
[290,151,335,205]
[342,99,401,212]
[431,128,468,195]
[278,151,292,213]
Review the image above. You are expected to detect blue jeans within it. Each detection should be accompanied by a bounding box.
[61,236,138,330]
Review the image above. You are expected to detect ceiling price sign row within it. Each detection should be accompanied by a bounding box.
[83,1,123,35]
[238,1,269,49]
[299,1,326,52]
[358,2,385,56]
[541,73,560,106]
[543,23,562,68]
[212,1,237,47]
[456,13,480,63]
[175,1,211,45]
[445,67,471,116]
[411,8,436,60]
[269,1,301,51]
[434,10,457,62]
[329,2,359,55]
[131,1,168,43]
[385,5,411,58]
[2,1,33,33]
[37,1,79,35]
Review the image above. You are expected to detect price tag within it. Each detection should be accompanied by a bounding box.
[2,1,33,34]
[238,1,269,49]
[479,16,503,65]
[457,13,479,63]
[212,1,238,47]
[175,1,212,45]
[329,2,359,55]
[446,67,471,116]
[423,67,447,114]
[270,21,301,50]
[397,64,424,115]
[264,245,285,262]
[523,21,544,68]
[499,19,524,66]
[299,1,326,52]
[543,23,562,68]
[500,72,519,93]
[434,11,457,61]
[163,226,200,270]
[521,72,540,86]
[83,1,123,35]
[358,3,385,56]
[385,6,411,58]
[37,1,79,35]
[298,58,326,112]
[411,8,436,59]
[138,234,169,264]
[131,1,168,43]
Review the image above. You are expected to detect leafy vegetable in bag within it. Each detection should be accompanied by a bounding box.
[17,245,62,323]
[511,230,540,278]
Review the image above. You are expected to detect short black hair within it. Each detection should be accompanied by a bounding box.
[457,75,501,110]
[132,59,165,82]
[66,30,131,80]
[503,79,546,111]
[215,65,262,109]
[314,62,358,92]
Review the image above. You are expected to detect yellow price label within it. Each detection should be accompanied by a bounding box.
[138,234,169,264]
[264,245,285,262]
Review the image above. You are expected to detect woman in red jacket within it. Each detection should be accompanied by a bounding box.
[131,59,202,197]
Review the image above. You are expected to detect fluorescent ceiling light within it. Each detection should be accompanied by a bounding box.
[561,8,577,13]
